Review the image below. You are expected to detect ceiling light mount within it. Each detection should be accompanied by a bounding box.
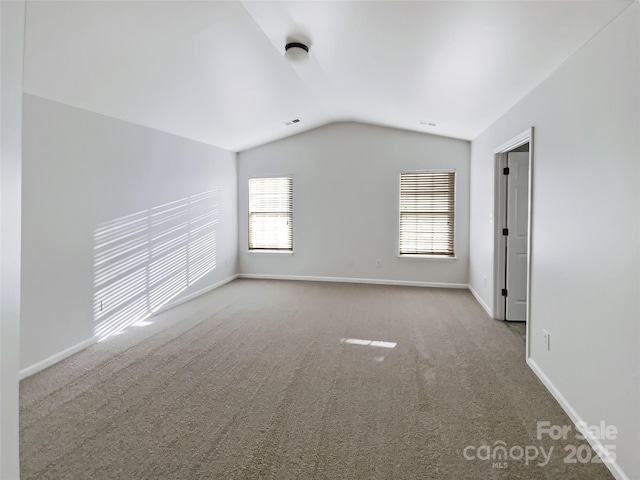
[284,42,310,65]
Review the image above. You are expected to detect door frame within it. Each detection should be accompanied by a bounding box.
[492,127,534,359]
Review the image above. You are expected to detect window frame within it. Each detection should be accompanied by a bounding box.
[398,169,457,259]
[247,175,294,253]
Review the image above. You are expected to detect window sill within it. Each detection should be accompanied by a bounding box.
[247,250,294,256]
[398,254,456,261]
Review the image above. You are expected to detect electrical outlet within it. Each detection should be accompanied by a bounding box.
[543,330,550,351]
[376,259,382,267]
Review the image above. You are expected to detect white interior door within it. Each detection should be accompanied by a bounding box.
[505,151,529,321]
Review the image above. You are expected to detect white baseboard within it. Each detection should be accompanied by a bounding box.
[468,284,493,317]
[20,275,239,380]
[19,336,97,380]
[526,358,629,480]
[153,274,239,315]
[238,273,468,289]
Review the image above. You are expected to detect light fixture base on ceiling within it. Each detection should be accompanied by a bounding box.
[284,42,309,65]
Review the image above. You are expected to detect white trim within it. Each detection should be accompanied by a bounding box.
[152,274,239,315]
[247,250,294,255]
[247,173,294,180]
[397,254,456,261]
[468,285,493,317]
[238,273,467,289]
[527,358,629,480]
[493,127,534,360]
[400,168,457,174]
[493,129,532,154]
[19,336,97,380]
[19,275,239,379]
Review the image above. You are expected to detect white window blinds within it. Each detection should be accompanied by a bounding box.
[399,170,455,256]
[248,177,293,251]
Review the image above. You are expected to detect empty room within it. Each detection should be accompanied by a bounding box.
[1,1,639,479]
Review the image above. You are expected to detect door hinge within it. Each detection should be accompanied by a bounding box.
[502,228,509,236]
[503,167,510,175]
[501,288,508,297]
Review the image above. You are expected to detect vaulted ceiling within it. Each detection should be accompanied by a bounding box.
[23,1,632,152]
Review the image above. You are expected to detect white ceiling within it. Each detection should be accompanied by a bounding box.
[23,0,632,152]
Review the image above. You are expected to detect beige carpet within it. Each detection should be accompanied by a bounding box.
[20,279,613,479]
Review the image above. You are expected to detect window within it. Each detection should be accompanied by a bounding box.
[399,170,455,257]
[248,176,293,251]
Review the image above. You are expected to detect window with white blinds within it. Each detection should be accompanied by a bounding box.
[248,176,293,251]
[399,170,455,256]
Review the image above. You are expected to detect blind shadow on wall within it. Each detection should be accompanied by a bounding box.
[92,188,219,341]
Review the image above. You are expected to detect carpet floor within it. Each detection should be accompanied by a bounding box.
[20,279,613,479]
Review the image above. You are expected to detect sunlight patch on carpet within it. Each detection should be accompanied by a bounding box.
[340,338,397,349]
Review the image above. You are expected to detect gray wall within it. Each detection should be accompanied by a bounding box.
[469,3,639,478]
[1,2,25,477]
[238,122,470,285]
[21,94,238,370]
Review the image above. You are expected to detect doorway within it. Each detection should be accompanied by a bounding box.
[493,128,534,358]
[504,147,529,321]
